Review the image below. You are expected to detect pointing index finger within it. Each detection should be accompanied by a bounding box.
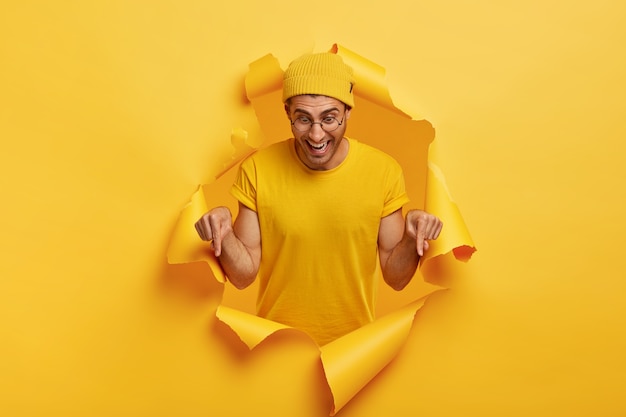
[416,230,426,257]
[209,216,222,257]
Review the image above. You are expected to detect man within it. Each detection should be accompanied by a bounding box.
[195,52,442,346]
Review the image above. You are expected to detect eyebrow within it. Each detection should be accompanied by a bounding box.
[292,107,341,117]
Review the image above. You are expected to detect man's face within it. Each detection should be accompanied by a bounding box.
[285,95,351,171]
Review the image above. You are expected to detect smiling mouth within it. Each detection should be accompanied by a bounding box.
[307,140,328,153]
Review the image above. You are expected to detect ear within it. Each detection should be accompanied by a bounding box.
[345,106,352,120]
[284,104,290,119]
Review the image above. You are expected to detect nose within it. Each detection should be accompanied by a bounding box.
[308,122,325,141]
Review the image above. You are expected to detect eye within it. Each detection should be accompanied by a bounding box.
[322,116,336,124]
[297,116,311,124]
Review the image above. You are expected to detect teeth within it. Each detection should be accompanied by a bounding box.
[309,141,327,151]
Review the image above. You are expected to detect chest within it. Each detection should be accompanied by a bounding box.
[256,171,384,238]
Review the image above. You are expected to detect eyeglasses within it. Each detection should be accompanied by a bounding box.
[290,115,345,132]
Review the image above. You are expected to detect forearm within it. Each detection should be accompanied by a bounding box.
[381,232,420,291]
[217,230,259,290]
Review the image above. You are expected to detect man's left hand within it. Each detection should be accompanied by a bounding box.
[405,210,443,256]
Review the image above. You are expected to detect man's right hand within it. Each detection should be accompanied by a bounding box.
[194,206,233,257]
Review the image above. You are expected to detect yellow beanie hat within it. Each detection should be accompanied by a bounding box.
[282,52,355,108]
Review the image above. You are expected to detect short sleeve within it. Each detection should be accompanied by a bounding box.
[230,157,258,211]
[381,162,410,217]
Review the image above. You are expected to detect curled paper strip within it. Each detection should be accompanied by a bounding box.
[424,161,476,263]
[320,297,429,415]
[167,44,475,415]
[216,305,291,350]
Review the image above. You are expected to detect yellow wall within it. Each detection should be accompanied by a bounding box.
[1,1,625,416]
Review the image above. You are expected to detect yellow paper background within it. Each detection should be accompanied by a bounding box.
[1,1,625,416]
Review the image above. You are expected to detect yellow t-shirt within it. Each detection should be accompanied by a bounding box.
[230,138,410,345]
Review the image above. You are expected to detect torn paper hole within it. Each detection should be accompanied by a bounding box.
[167,44,475,415]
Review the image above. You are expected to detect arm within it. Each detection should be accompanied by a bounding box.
[194,202,261,289]
[378,209,443,291]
